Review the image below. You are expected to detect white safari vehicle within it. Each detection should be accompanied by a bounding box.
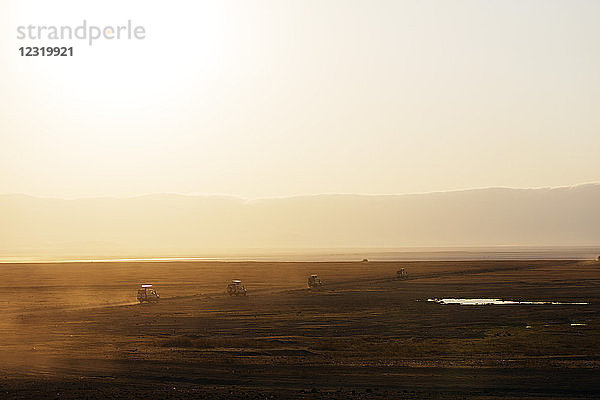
[137,284,160,303]
[396,268,408,280]
[307,274,324,289]
[227,280,247,296]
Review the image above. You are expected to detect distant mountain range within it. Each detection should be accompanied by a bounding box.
[1,184,599,258]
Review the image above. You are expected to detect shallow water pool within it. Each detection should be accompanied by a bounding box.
[428,298,589,306]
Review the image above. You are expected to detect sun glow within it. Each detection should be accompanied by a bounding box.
[1,0,599,199]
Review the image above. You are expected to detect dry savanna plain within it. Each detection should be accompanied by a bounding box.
[1,259,600,399]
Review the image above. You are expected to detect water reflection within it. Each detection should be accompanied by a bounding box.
[428,298,589,306]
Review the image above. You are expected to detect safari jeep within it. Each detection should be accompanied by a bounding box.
[308,274,324,289]
[396,268,408,280]
[227,280,247,296]
[137,284,160,303]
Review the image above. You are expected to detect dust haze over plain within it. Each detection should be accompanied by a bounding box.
[0,1,599,259]
[2,184,599,259]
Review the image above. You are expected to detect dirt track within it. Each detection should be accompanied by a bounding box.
[1,259,600,399]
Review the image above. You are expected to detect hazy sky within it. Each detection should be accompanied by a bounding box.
[1,0,599,199]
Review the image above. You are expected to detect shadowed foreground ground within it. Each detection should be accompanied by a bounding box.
[1,259,599,398]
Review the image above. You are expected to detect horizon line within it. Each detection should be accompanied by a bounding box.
[1,181,599,202]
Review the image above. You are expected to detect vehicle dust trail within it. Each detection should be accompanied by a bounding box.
[64,300,140,312]
[1,260,586,319]
[1,301,141,319]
